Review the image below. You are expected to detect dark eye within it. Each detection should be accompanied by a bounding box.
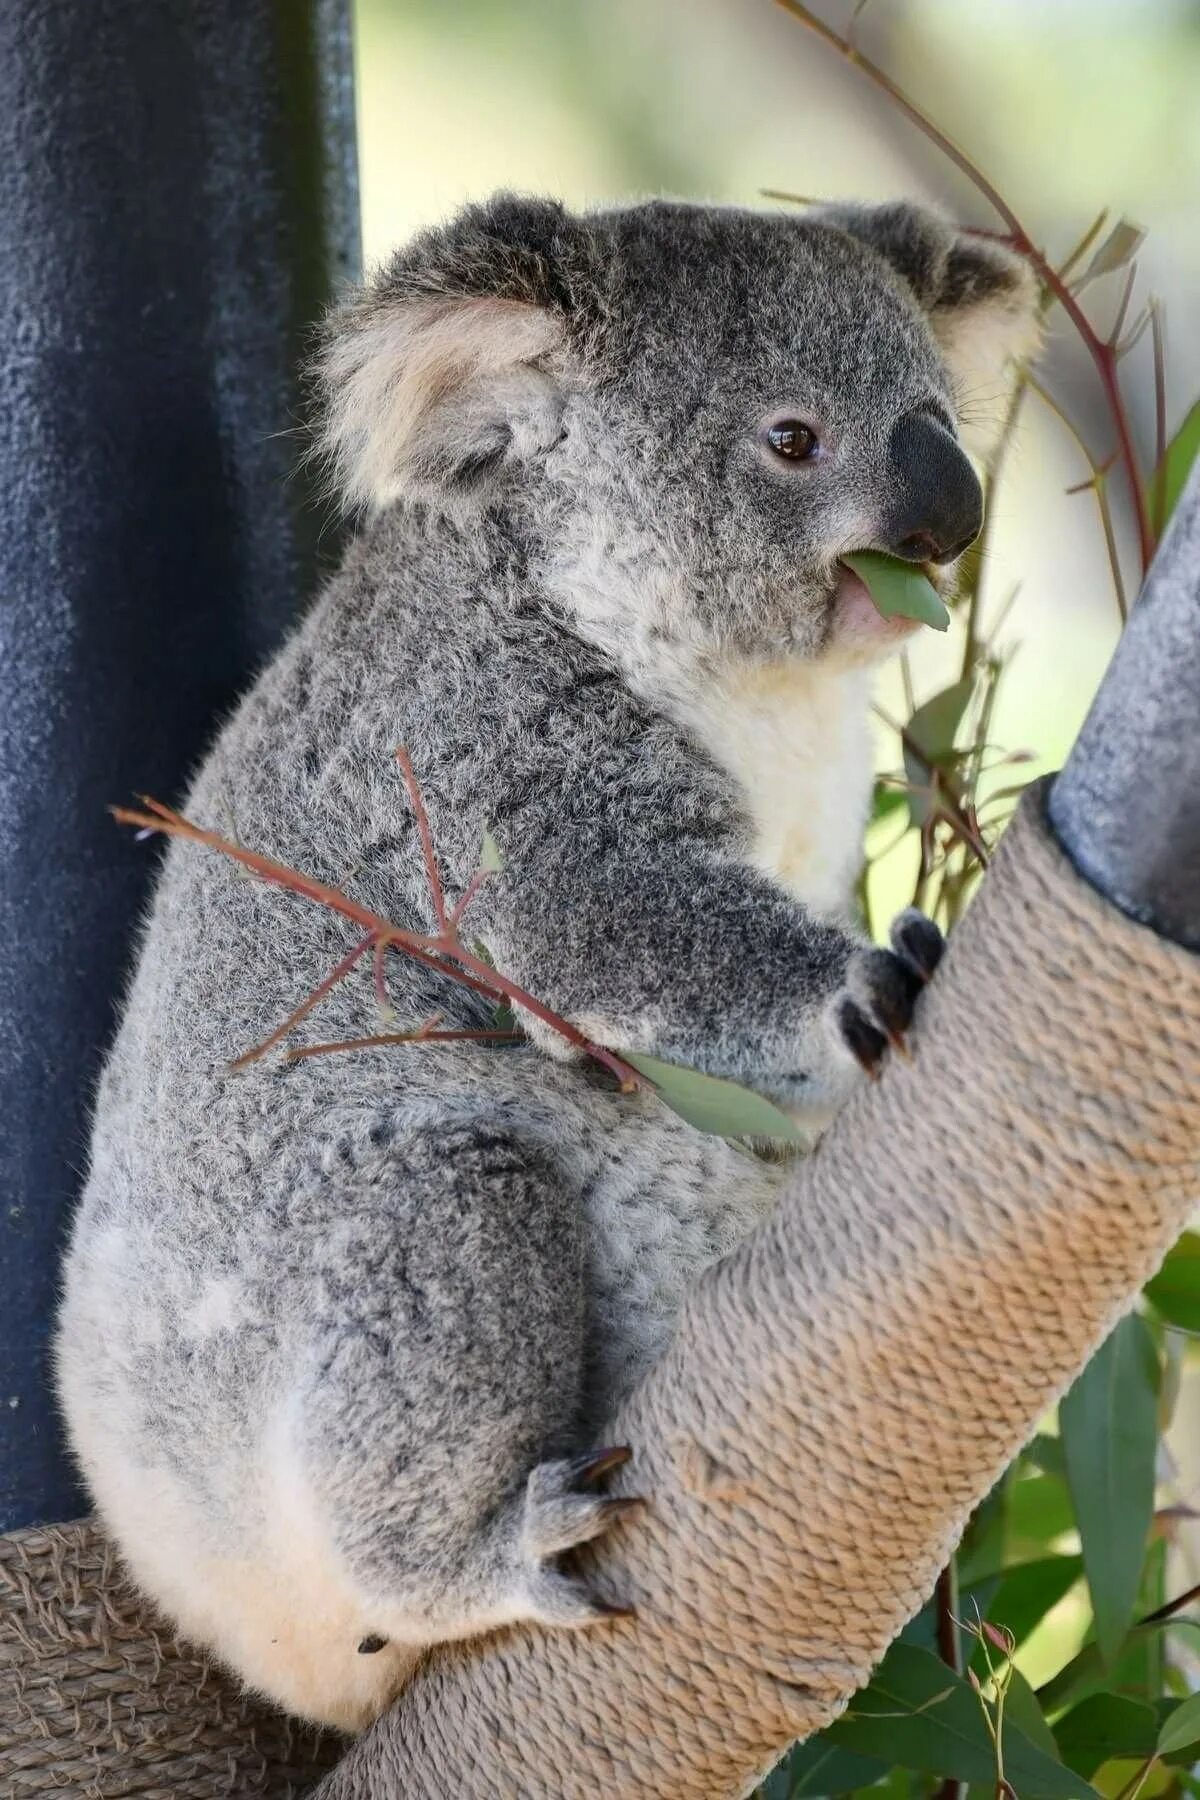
[767,420,819,461]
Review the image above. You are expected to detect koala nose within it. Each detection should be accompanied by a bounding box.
[884,413,983,564]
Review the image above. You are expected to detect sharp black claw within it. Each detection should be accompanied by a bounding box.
[893,911,945,983]
[838,997,887,1078]
[602,1495,647,1520]
[592,1599,637,1620]
[575,1445,633,1485]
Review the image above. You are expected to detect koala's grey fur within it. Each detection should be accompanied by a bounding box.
[57,195,1037,1730]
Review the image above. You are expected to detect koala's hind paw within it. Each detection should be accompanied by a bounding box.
[837,910,944,1078]
[523,1449,644,1559]
[518,1446,643,1627]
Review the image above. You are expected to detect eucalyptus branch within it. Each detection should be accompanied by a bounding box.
[111,771,641,1093]
[770,0,1156,572]
[1027,373,1127,620]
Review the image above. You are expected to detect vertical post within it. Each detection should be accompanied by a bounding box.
[1049,462,1200,950]
[0,0,359,1529]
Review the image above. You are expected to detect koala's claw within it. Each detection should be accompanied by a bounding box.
[571,1444,633,1485]
[890,907,946,984]
[838,997,889,1079]
[523,1453,644,1561]
[837,911,944,1075]
[518,1452,642,1630]
[525,1567,638,1628]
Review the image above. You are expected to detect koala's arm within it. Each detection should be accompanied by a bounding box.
[472,715,934,1117]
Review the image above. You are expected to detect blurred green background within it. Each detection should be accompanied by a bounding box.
[349,0,1200,1699]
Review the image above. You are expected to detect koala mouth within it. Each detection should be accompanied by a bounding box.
[828,560,931,658]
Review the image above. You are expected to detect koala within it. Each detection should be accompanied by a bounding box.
[56,195,1037,1731]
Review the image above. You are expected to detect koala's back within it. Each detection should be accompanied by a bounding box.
[57,505,779,1724]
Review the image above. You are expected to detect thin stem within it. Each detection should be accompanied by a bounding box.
[448,867,494,930]
[230,932,376,1070]
[1116,304,1154,360]
[285,1028,522,1065]
[960,379,1027,679]
[113,801,641,1092]
[1058,208,1109,284]
[1113,1757,1158,1800]
[1139,1578,1200,1627]
[373,934,392,1017]
[1150,298,1168,537]
[394,745,448,931]
[1026,375,1128,620]
[1108,261,1138,347]
[936,1563,960,1669]
[770,0,1155,572]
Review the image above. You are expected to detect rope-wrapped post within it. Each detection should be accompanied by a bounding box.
[315,472,1200,1800]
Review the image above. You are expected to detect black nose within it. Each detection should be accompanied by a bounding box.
[884,413,983,564]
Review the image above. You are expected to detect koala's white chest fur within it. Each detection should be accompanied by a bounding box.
[675,658,875,918]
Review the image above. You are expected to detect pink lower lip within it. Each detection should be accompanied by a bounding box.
[831,563,923,648]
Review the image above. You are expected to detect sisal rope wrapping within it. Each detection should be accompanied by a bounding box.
[0,1521,341,1797]
[315,785,1200,1798]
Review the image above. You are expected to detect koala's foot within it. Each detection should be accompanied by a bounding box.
[837,908,945,1078]
[518,1445,643,1625]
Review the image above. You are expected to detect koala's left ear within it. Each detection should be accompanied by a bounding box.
[316,289,567,512]
[315,196,585,512]
[820,201,1040,460]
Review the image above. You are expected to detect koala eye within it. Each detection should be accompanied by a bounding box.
[766,420,820,461]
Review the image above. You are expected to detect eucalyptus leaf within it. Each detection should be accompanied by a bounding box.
[1060,1314,1160,1667]
[760,1738,889,1798]
[479,826,504,873]
[871,782,909,825]
[823,1645,1095,1797]
[1078,218,1146,285]
[1054,1694,1159,1777]
[1157,1691,1200,1757]
[1004,1668,1061,1757]
[1008,1471,1077,1547]
[968,1555,1084,1675]
[902,678,976,826]
[622,1050,804,1142]
[1036,1613,1200,1720]
[1150,399,1200,528]
[843,552,950,631]
[1144,1231,1200,1333]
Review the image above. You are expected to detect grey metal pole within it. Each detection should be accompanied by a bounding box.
[1049,462,1200,950]
[0,0,359,1530]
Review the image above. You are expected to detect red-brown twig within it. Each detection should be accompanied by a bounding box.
[231,932,377,1071]
[111,797,640,1092]
[394,746,448,930]
[770,0,1156,573]
[1026,374,1128,620]
[285,1028,522,1066]
[449,867,494,930]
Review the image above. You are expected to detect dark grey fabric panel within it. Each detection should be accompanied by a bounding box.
[0,0,359,1528]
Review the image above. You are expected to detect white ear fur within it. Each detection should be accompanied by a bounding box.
[319,295,565,511]
[931,264,1042,464]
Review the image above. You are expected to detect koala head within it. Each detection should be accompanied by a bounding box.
[317,194,1038,668]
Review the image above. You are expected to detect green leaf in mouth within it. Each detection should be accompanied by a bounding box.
[843,550,951,631]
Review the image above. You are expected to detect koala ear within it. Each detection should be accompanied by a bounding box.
[316,288,566,512]
[818,201,1040,460]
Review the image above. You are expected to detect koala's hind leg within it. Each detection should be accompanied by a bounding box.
[260,1121,634,1723]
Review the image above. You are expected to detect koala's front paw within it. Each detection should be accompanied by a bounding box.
[836,908,945,1078]
[518,1445,644,1625]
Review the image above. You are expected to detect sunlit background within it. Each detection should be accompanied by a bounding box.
[350,0,1200,1693]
